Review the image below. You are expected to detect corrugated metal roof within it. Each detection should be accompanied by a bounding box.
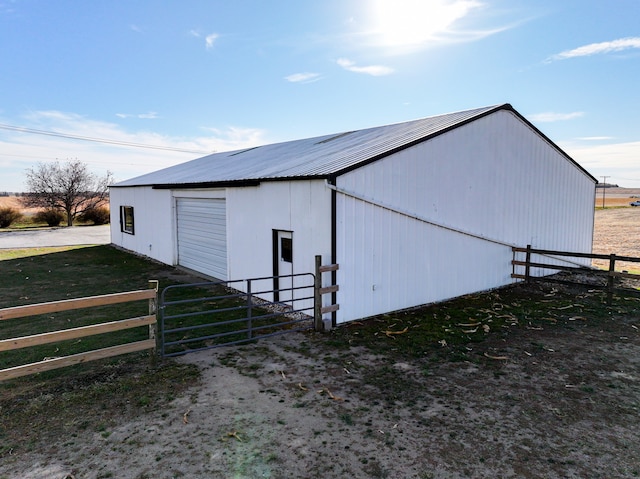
[112,104,510,188]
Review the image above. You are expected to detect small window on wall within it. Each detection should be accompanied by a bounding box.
[120,206,135,235]
[280,237,292,263]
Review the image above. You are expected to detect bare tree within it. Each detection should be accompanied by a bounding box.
[23,160,113,226]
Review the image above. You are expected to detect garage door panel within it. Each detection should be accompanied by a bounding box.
[178,242,226,258]
[178,230,226,244]
[176,198,227,280]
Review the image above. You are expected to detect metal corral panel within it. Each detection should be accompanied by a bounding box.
[335,109,596,323]
[176,198,227,280]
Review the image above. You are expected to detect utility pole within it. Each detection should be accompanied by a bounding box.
[601,176,609,209]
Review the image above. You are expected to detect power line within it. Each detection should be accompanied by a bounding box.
[0,122,212,155]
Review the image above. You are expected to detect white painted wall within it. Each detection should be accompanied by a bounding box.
[226,180,333,307]
[110,182,333,304]
[109,186,175,265]
[335,109,596,323]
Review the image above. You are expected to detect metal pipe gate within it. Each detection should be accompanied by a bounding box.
[159,273,315,357]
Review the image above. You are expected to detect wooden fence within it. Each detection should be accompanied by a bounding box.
[314,255,339,331]
[512,245,640,304]
[0,281,158,381]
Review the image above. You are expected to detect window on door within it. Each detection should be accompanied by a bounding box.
[280,237,292,263]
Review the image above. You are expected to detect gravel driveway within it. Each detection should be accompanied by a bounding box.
[0,225,111,248]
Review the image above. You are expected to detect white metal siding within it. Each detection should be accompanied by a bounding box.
[225,180,332,307]
[335,109,596,323]
[176,198,227,280]
[109,187,175,265]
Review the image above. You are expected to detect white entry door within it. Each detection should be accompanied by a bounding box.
[275,230,293,304]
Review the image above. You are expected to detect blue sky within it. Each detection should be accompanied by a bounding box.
[1,0,639,191]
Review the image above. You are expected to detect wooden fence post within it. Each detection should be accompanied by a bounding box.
[607,254,616,305]
[525,245,532,283]
[148,280,159,366]
[314,255,322,331]
[246,279,253,339]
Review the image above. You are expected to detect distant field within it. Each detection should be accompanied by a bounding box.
[592,207,640,271]
[0,196,39,216]
[595,187,640,207]
[0,197,110,225]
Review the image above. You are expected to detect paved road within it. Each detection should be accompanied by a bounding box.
[0,225,111,248]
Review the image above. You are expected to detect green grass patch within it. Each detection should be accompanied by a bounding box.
[0,244,170,308]
[3,219,51,229]
[318,280,635,405]
[0,244,204,453]
[1,243,305,367]
[0,245,92,261]
[0,245,174,371]
[2,218,101,230]
[324,282,626,361]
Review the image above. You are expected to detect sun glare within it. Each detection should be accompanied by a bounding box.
[372,0,481,48]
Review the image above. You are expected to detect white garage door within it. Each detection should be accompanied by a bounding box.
[176,198,227,280]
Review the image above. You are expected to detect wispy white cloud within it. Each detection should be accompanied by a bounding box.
[199,126,267,151]
[284,72,322,83]
[189,30,219,49]
[576,136,615,141]
[337,58,394,76]
[529,111,585,123]
[547,37,640,62]
[0,1,17,15]
[352,0,515,54]
[562,140,640,186]
[130,24,143,33]
[563,140,640,168]
[205,33,219,49]
[0,110,269,190]
[116,112,160,119]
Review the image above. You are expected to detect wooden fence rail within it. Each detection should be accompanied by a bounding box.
[512,245,640,304]
[314,255,339,331]
[0,281,158,381]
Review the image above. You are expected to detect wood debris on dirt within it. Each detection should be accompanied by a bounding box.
[183,408,191,424]
[226,431,243,442]
[484,352,508,360]
[384,326,409,338]
[318,387,343,401]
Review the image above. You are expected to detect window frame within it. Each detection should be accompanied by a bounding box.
[280,236,293,263]
[120,206,135,235]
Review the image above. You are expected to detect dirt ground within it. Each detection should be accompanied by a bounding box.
[1,205,639,479]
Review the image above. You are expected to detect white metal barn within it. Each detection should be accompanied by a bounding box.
[110,104,597,325]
